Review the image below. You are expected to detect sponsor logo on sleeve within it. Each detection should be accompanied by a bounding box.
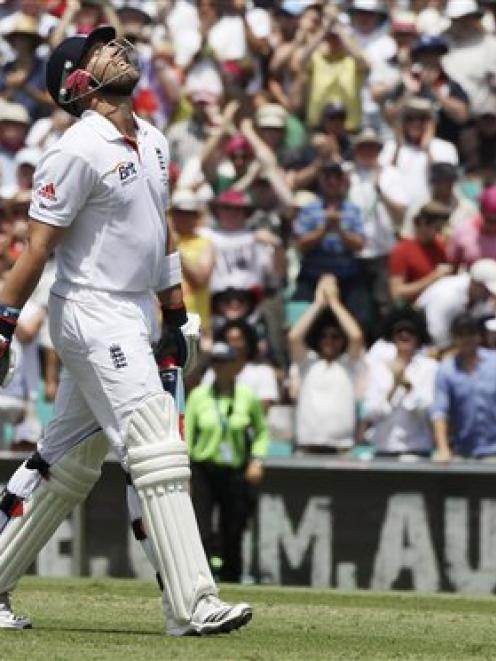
[37,183,57,202]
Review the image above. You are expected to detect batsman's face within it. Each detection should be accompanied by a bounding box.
[84,38,140,94]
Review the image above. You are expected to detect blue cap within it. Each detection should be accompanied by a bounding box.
[411,35,449,58]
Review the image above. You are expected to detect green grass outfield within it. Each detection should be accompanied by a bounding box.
[2,578,496,660]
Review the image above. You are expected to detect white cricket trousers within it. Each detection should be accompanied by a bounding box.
[39,288,163,468]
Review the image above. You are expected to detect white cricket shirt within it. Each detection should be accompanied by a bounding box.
[29,110,171,299]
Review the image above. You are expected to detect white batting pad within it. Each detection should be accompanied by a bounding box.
[126,392,216,626]
[0,432,108,593]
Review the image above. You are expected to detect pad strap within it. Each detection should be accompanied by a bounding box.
[0,432,108,593]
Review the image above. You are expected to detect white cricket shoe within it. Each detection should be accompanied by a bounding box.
[167,595,252,636]
[0,593,31,629]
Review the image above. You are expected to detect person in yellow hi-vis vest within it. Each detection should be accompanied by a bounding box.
[186,342,269,583]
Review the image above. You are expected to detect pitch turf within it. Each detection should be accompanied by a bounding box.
[1,578,496,660]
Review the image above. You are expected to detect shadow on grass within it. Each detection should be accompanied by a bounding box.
[34,626,163,637]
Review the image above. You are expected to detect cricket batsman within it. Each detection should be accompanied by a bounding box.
[0,26,252,635]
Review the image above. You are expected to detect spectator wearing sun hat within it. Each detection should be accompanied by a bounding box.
[368,11,419,130]
[443,0,496,109]
[348,128,407,331]
[170,188,214,336]
[292,4,370,131]
[0,100,31,191]
[0,13,51,122]
[379,96,458,208]
[349,0,396,133]
[205,189,271,298]
[384,34,470,146]
[448,185,496,269]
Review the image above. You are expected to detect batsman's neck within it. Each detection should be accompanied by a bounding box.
[90,94,137,139]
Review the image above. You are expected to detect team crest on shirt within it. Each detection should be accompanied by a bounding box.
[109,344,128,369]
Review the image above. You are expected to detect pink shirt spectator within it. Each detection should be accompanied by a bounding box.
[448,215,496,268]
[449,187,496,268]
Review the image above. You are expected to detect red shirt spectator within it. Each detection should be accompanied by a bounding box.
[389,201,451,303]
[390,236,448,282]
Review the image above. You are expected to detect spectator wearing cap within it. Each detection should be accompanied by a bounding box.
[269,2,323,112]
[349,0,397,133]
[348,128,407,329]
[118,4,182,131]
[252,103,289,162]
[0,145,41,200]
[211,133,255,195]
[292,3,370,132]
[288,274,365,454]
[206,189,272,297]
[289,102,353,192]
[0,13,52,121]
[186,341,269,582]
[369,11,419,129]
[167,85,219,169]
[384,35,470,146]
[363,305,437,458]
[202,318,279,411]
[402,162,478,238]
[416,258,496,348]
[0,3,59,49]
[443,0,496,110]
[458,95,496,186]
[449,185,496,269]
[389,201,451,304]
[481,0,496,33]
[211,287,260,330]
[0,101,30,191]
[293,160,369,329]
[379,96,458,208]
[170,188,214,337]
[432,312,496,461]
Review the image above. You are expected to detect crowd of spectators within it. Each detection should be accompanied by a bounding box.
[2,0,496,465]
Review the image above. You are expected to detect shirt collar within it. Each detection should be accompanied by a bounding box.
[82,109,147,141]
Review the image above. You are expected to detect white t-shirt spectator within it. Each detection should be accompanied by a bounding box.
[379,139,458,208]
[415,273,494,347]
[363,353,438,454]
[204,227,271,293]
[348,165,406,258]
[202,363,279,404]
[295,353,364,450]
[443,33,496,108]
